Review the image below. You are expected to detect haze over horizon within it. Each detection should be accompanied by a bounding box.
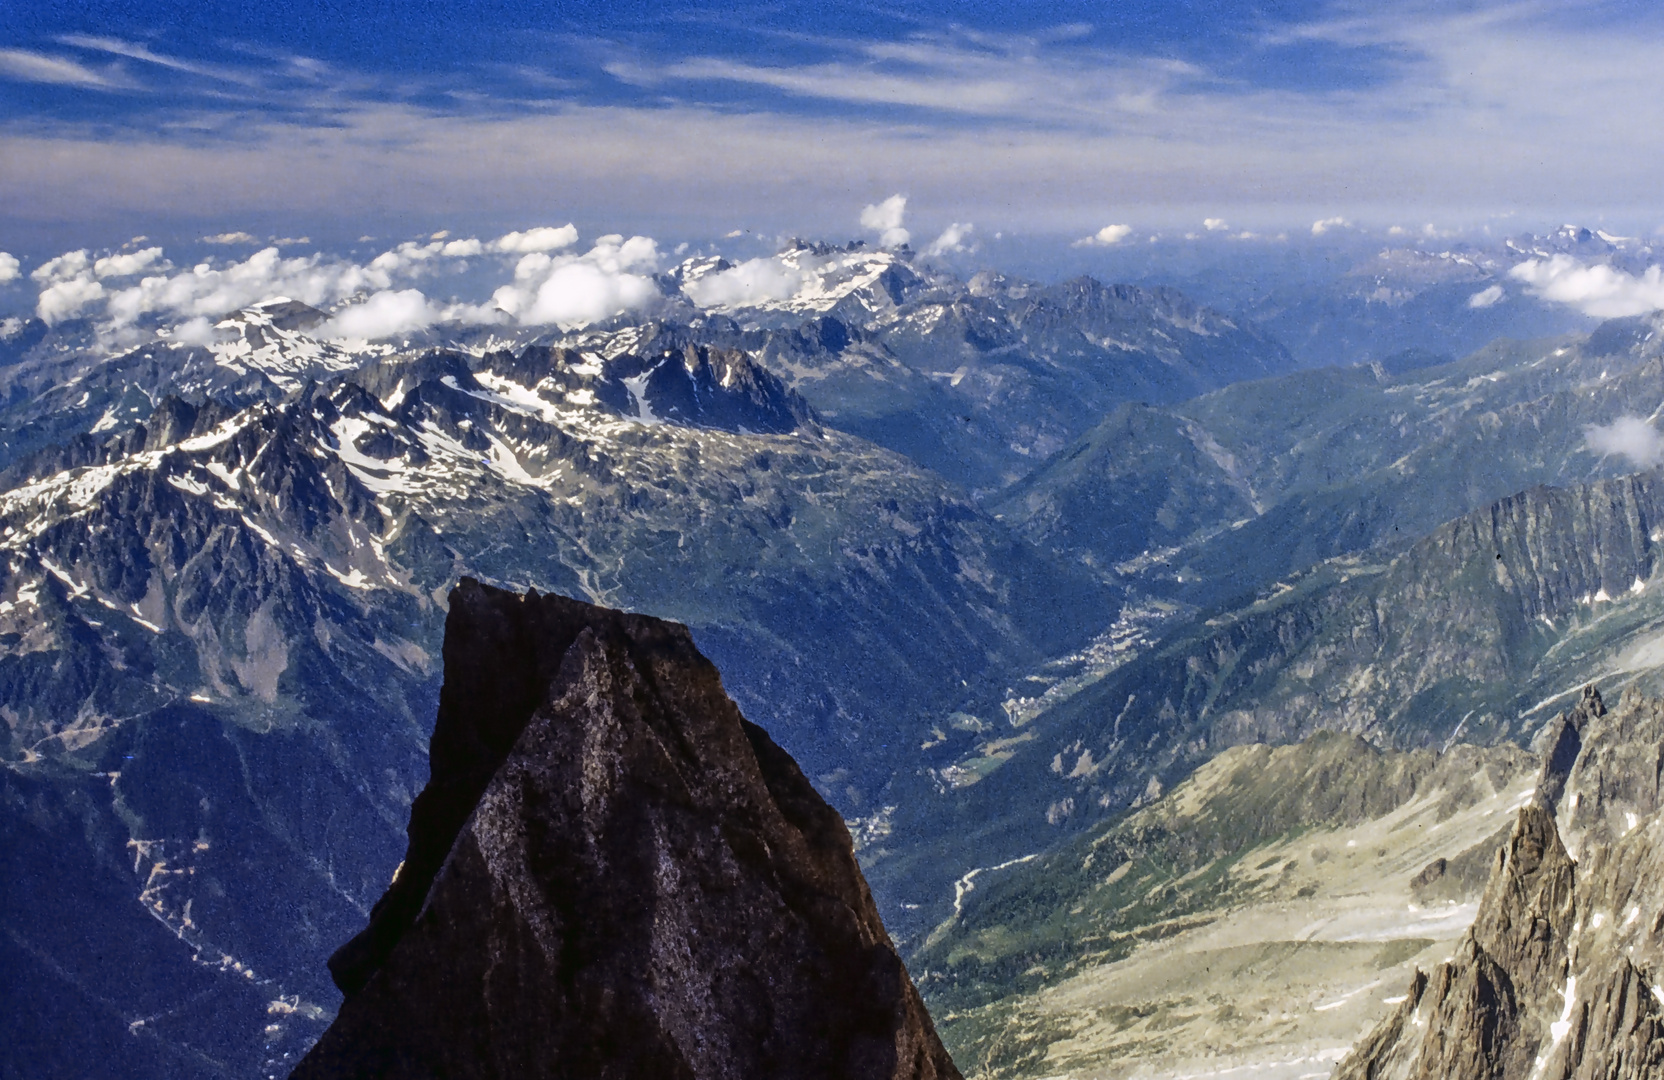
[3,0,1664,250]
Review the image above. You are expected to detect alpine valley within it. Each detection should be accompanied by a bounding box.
[14,227,1664,1080]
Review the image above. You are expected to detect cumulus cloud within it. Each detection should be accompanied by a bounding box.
[93,247,166,278]
[101,246,391,329]
[320,289,440,340]
[1586,415,1664,470]
[492,225,579,254]
[1203,218,1229,231]
[32,249,92,284]
[1311,216,1351,236]
[1509,255,1664,318]
[1073,224,1133,247]
[925,222,975,256]
[169,315,230,346]
[1468,284,1505,308]
[683,257,804,308]
[0,253,18,285]
[37,276,105,325]
[491,234,661,327]
[370,239,468,275]
[859,195,910,247]
[202,231,259,245]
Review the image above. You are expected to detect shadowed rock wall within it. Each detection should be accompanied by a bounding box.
[292,578,960,1080]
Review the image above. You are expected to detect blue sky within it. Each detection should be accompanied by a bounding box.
[2,0,1663,248]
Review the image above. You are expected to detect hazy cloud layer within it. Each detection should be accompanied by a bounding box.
[6,5,1664,236]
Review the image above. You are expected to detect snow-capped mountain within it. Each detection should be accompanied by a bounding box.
[0,301,1114,1077]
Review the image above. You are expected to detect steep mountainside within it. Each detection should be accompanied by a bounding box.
[0,313,1106,1077]
[999,314,1664,608]
[874,465,1664,949]
[1337,685,1664,1080]
[582,251,1294,493]
[911,727,1536,1078]
[293,580,959,1080]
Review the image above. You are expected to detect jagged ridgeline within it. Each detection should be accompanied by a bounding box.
[1337,685,1664,1079]
[3,234,1661,1080]
[1,247,1287,1079]
[907,687,1664,1079]
[0,291,1164,1076]
[293,579,960,1079]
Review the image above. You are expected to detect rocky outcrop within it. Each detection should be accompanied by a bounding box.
[291,579,960,1080]
[1336,686,1664,1080]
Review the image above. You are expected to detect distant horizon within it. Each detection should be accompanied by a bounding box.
[4,1,1664,244]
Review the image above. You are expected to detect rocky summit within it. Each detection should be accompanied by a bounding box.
[291,578,959,1080]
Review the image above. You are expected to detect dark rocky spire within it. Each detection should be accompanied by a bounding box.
[291,579,960,1080]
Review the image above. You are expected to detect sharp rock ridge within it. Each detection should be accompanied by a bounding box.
[291,578,960,1080]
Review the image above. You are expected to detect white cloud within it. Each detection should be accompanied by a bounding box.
[16,8,1664,236]
[0,253,18,285]
[93,246,165,278]
[202,231,259,245]
[1509,255,1664,318]
[364,236,490,276]
[683,257,804,308]
[0,48,130,89]
[1203,218,1228,231]
[925,222,975,256]
[320,289,440,340]
[1468,284,1505,308]
[491,234,661,328]
[860,195,910,248]
[37,276,105,325]
[1073,224,1133,247]
[1311,216,1351,235]
[101,246,391,329]
[168,315,229,346]
[32,250,92,284]
[492,225,579,254]
[1586,416,1664,470]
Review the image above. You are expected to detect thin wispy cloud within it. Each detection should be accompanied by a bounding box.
[57,34,262,87]
[4,2,1664,234]
[0,48,135,90]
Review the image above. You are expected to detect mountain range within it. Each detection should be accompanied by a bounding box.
[6,232,1664,1078]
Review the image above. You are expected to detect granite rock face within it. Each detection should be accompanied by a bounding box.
[1336,686,1664,1080]
[291,579,960,1080]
